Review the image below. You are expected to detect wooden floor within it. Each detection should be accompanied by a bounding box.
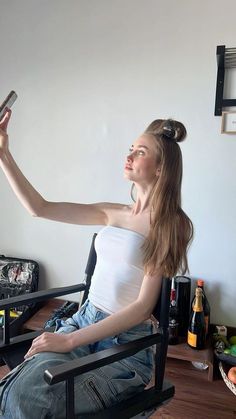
[152,358,236,419]
[0,358,235,418]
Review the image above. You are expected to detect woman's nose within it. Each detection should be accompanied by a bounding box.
[127,153,133,162]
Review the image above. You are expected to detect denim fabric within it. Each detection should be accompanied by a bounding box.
[0,299,154,419]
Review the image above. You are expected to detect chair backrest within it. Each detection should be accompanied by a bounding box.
[153,278,171,328]
[152,277,171,390]
[81,233,97,305]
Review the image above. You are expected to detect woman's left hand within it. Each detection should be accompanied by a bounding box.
[24,332,74,358]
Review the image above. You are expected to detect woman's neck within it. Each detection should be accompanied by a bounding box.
[131,184,153,215]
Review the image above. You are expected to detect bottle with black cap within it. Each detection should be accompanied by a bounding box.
[191,279,210,338]
[188,287,206,349]
[168,278,179,345]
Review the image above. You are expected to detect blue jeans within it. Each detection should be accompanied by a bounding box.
[0,299,154,418]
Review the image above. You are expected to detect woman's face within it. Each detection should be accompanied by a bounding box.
[124,134,160,186]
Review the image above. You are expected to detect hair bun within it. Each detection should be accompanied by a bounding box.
[162,119,186,143]
[144,118,187,143]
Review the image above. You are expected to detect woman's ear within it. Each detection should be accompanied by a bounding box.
[156,167,161,177]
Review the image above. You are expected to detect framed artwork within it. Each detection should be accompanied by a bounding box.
[221,111,236,134]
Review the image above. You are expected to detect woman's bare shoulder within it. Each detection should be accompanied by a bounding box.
[99,202,131,224]
[98,202,130,211]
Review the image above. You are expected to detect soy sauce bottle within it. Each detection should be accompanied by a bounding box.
[188,287,206,350]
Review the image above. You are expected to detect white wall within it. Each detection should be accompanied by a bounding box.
[0,0,235,326]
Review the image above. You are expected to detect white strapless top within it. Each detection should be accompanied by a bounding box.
[88,226,145,314]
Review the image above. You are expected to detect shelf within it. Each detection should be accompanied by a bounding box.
[167,340,214,381]
[23,299,64,331]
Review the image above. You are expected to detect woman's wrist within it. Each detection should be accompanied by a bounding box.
[69,330,81,350]
[0,148,11,166]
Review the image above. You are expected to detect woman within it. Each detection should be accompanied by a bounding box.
[0,110,193,418]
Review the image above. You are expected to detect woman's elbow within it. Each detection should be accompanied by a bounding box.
[143,310,153,322]
[137,301,153,322]
[31,210,40,217]
[28,198,47,218]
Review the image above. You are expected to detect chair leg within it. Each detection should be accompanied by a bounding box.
[66,378,75,419]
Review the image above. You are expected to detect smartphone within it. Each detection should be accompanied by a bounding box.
[0,91,18,121]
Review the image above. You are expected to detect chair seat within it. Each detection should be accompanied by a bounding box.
[79,380,175,419]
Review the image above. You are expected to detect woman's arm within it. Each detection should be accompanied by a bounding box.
[0,111,109,225]
[24,271,163,357]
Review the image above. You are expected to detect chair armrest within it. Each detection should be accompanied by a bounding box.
[0,329,43,351]
[44,332,162,385]
[0,283,87,310]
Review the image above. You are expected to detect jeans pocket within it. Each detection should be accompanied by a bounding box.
[113,333,153,384]
[103,365,147,403]
[86,378,107,409]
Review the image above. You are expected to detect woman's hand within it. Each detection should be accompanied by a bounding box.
[0,109,11,159]
[24,331,74,358]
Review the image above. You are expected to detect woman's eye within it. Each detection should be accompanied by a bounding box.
[128,148,145,156]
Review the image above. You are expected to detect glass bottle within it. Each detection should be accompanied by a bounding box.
[188,287,206,350]
[168,279,179,345]
[191,279,210,337]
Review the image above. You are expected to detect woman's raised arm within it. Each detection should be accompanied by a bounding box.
[0,110,108,226]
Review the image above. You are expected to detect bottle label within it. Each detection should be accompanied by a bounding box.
[169,319,179,327]
[187,330,197,347]
[193,307,202,312]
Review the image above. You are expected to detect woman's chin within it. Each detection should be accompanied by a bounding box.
[124,171,132,179]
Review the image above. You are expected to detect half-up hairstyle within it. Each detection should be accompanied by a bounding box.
[142,118,193,277]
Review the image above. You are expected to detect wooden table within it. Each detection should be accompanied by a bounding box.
[167,340,214,381]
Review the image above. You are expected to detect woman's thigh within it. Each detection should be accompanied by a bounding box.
[0,351,147,418]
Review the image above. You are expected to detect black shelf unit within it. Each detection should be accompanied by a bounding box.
[215,45,236,116]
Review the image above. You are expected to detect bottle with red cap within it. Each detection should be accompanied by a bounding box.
[191,279,210,337]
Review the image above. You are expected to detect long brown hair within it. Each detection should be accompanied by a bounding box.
[142,118,193,277]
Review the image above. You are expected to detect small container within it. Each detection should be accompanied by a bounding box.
[216,325,227,337]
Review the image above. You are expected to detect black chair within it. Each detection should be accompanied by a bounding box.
[0,234,174,418]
